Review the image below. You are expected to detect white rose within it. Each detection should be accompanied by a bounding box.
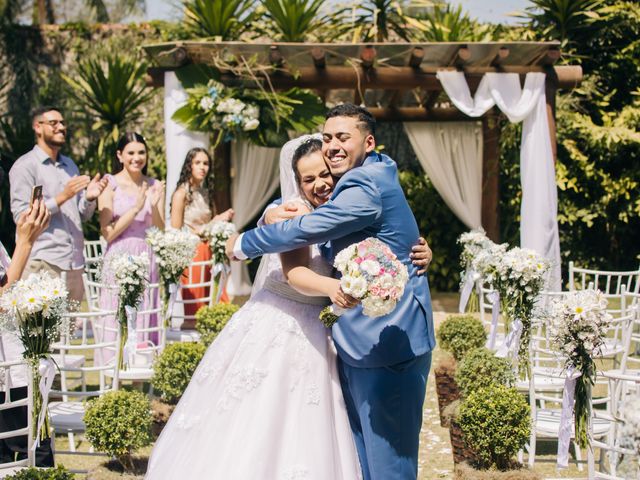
[243,118,259,131]
[360,260,381,277]
[341,275,367,298]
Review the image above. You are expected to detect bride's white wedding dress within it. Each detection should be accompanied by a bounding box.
[146,248,361,480]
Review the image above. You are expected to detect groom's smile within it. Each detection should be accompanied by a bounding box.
[322,116,376,177]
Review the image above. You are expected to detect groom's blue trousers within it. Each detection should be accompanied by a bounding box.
[337,352,432,480]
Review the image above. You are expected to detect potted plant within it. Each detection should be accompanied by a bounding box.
[434,314,486,426]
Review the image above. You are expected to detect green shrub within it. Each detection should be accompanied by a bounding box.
[459,384,530,470]
[84,390,152,470]
[455,347,515,397]
[4,466,74,480]
[195,303,239,346]
[436,314,486,361]
[151,342,206,404]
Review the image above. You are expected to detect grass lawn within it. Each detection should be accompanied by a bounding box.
[46,293,608,479]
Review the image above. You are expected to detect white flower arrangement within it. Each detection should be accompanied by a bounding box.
[321,238,409,326]
[146,227,199,292]
[458,228,494,276]
[193,81,260,134]
[548,289,610,449]
[200,220,237,265]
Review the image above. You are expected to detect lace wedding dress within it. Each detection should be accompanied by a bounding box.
[146,249,361,480]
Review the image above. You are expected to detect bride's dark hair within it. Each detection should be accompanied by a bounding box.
[291,138,323,186]
[175,147,217,214]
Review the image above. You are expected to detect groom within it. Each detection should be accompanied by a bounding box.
[226,104,435,479]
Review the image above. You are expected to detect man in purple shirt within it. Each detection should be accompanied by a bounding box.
[9,106,108,302]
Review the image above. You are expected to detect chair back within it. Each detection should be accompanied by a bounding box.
[170,259,216,328]
[0,358,34,468]
[83,239,106,284]
[569,262,640,314]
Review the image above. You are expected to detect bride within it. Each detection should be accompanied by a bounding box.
[145,135,431,479]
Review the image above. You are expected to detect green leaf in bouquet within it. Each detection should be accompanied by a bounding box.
[176,64,222,89]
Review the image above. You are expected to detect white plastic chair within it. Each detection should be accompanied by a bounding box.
[0,359,34,469]
[48,311,120,455]
[590,369,640,479]
[569,263,640,312]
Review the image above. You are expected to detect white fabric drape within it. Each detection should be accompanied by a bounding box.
[228,141,280,296]
[437,71,561,290]
[163,71,210,221]
[403,122,483,229]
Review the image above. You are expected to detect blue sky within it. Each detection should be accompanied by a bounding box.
[145,0,532,25]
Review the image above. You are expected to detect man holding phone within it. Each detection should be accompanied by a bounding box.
[9,106,108,302]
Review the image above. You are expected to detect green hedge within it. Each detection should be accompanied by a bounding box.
[455,347,515,397]
[195,303,239,346]
[436,314,486,361]
[4,466,74,480]
[151,342,207,404]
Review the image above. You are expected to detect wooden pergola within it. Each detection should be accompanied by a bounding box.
[142,41,582,240]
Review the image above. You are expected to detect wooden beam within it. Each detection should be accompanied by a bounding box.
[491,47,509,67]
[146,65,583,91]
[311,48,326,68]
[368,107,469,121]
[360,46,377,68]
[481,112,500,242]
[269,45,284,67]
[409,47,424,68]
[541,48,561,66]
[213,140,231,213]
[424,46,471,109]
[456,46,471,66]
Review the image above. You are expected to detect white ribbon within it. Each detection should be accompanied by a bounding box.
[557,367,578,468]
[122,306,138,368]
[495,318,523,360]
[165,283,179,324]
[486,291,501,350]
[32,357,56,449]
[458,270,476,313]
[212,263,232,303]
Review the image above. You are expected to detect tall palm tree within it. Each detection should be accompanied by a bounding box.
[522,0,604,46]
[414,3,494,42]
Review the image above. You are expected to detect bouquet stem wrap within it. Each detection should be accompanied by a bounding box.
[31,358,56,447]
[486,291,501,350]
[163,283,179,327]
[212,263,231,304]
[557,367,578,468]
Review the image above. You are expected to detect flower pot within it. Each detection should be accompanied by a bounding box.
[449,419,480,465]
[435,359,460,427]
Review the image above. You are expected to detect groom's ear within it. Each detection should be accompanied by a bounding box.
[364,133,376,154]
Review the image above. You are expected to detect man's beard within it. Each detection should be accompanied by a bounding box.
[44,132,66,148]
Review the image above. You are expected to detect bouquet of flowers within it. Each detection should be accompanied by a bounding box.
[0,272,71,442]
[548,289,609,448]
[457,228,496,312]
[319,238,409,328]
[146,227,199,309]
[200,220,237,302]
[494,247,550,375]
[108,252,149,369]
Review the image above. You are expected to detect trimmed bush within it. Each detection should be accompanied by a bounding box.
[455,348,515,398]
[458,384,530,470]
[4,466,74,479]
[84,390,152,471]
[195,303,239,346]
[151,342,206,404]
[437,314,486,361]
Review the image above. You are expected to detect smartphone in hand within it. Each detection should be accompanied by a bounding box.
[30,185,43,207]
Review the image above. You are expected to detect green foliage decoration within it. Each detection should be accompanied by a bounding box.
[455,347,515,398]
[173,78,325,148]
[62,51,154,166]
[151,342,207,404]
[196,303,239,346]
[261,0,324,42]
[436,314,487,362]
[458,384,530,470]
[84,389,152,471]
[3,466,74,480]
[412,3,496,41]
[184,0,258,40]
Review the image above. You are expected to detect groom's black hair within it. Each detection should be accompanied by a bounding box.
[325,103,376,136]
[292,138,323,185]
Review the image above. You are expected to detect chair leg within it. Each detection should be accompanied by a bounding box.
[68,432,76,452]
[573,440,583,471]
[528,432,537,467]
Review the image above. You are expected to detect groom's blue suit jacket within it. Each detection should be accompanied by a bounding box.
[241,152,436,368]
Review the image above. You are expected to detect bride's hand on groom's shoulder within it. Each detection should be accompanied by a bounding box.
[411,236,432,275]
[265,202,309,225]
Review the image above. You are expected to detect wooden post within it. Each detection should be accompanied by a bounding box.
[545,69,558,163]
[213,140,232,214]
[481,111,501,242]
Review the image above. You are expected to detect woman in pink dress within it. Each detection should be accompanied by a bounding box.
[96,132,165,362]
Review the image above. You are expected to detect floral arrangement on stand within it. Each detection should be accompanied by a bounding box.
[319,237,409,327]
[0,272,72,443]
[108,252,149,370]
[548,289,609,455]
[494,247,550,376]
[172,78,325,148]
[200,220,237,303]
[457,228,494,312]
[146,227,199,320]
